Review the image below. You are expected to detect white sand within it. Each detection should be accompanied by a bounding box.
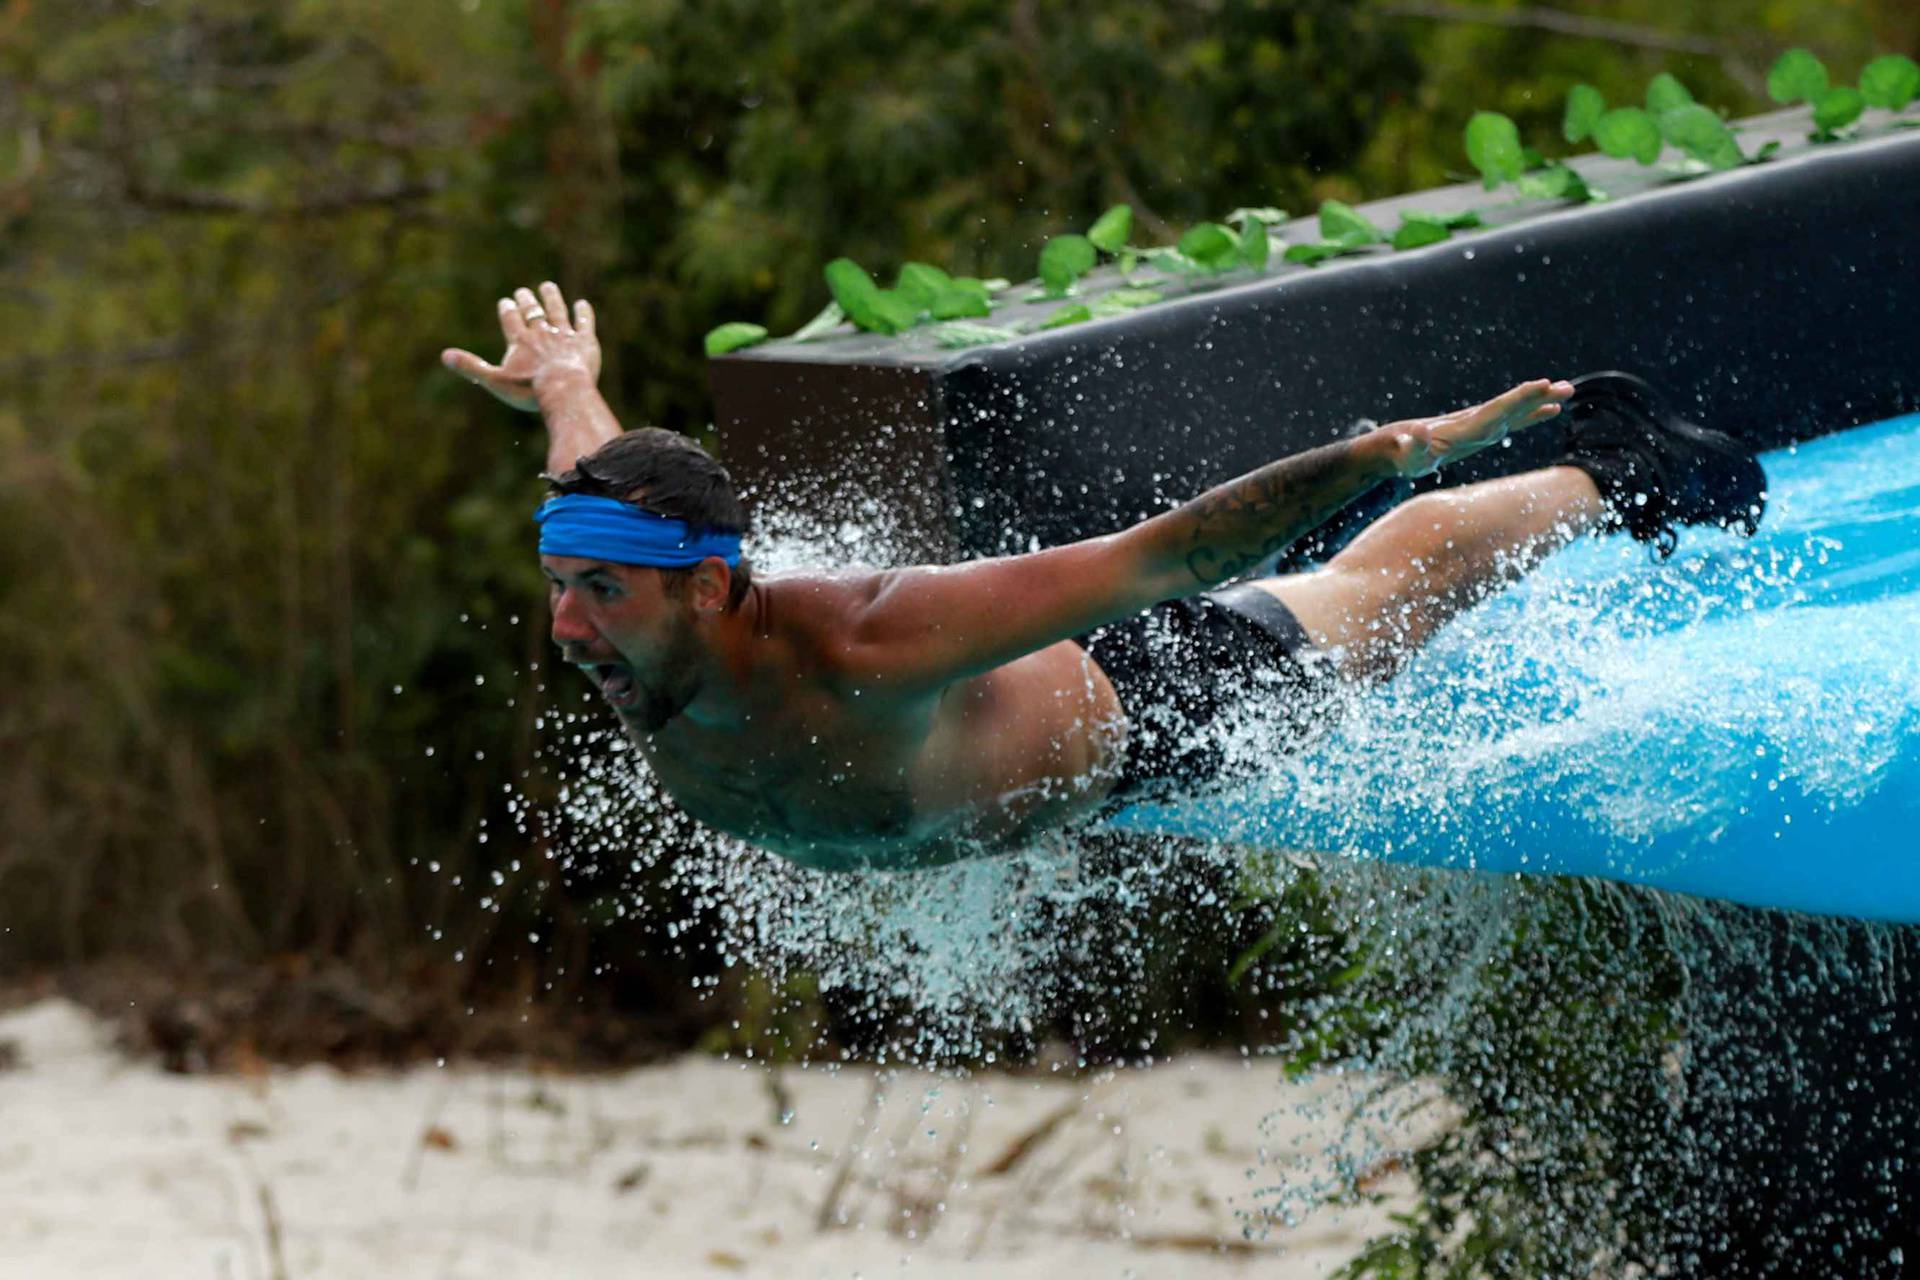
[0,999,1446,1279]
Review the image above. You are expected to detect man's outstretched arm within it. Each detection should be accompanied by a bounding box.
[842,380,1573,695]
[442,282,618,476]
[1129,378,1572,596]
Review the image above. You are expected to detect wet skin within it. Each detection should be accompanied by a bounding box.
[452,281,1574,872]
[545,558,1125,870]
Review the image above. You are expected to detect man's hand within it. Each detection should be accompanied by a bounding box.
[445,282,625,475]
[1377,378,1574,478]
[441,282,601,413]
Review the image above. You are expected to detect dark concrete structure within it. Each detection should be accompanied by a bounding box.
[713,109,1919,564]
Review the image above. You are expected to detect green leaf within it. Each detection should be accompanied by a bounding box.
[1768,48,1829,105]
[1812,86,1867,135]
[929,280,992,320]
[1098,287,1163,309]
[1434,209,1484,230]
[1178,221,1240,269]
[1283,241,1349,266]
[1091,287,1163,318]
[1141,246,1198,274]
[1464,111,1525,188]
[1753,139,1783,163]
[825,259,921,334]
[824,257,879,309]
[1564,84,1605,143]
[869,290,922,332]
[1225,206,1288,226]
[1594,107,1663,165]
[1645,72,1694,115]
[1391,215,1452,250]
[1319,199,1382,247]
[1514,162,1593,200]
[1860,54,1920,111]
[703,322,768,356]
[1237,216,1270,269]
[1086,205,1133,254]
[893,262,953,309]
[1659,103,1744,170]
[1039,303,1092,330]
[790,301,845,342]
[1038,234,1097,292]
[930,321,1019,349]
[824,258,915,334]
[890,260,952,307]
[1226,920,1286,986]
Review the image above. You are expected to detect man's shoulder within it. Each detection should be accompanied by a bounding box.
[757,566,959,701]
[753,569,886,667]
[758,567,888,624]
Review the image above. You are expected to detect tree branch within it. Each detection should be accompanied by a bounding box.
[0,337,210,381]
[1373,2,1770,98]
[121,175,447,220]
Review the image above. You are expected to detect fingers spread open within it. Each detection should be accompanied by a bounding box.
[514,285,548,329]
[497,296,526,341]
[442,348,500,382]
[538,281,571,333]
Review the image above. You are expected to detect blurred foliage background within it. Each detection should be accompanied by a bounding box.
[5,2,1916,1269]
[1,0,1913,1050]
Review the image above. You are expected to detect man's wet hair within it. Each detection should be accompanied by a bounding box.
[545,428,753,608]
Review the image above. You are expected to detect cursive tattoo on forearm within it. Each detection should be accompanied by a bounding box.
[1172,437,1392,586]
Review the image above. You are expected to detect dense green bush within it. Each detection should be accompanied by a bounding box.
[0,0,1417,974]
[0,0,1909,1048]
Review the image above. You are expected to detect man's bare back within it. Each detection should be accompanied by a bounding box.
[445,282,1624,871]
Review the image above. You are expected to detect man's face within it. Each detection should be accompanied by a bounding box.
[541,554,702,732]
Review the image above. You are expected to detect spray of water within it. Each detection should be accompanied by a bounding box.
[522,416,1920,1275]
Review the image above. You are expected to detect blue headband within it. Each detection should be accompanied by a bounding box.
[534,494,743,568]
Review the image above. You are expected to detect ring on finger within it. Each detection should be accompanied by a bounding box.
[524,307,546,321]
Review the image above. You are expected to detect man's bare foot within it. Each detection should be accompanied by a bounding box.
[1379,379,1575,478]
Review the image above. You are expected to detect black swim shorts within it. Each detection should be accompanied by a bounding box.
[1073,584,1341,808]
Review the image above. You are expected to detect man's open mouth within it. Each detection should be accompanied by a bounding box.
[589,662,639,708]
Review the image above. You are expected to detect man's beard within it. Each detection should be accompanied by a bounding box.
[622,621,703,734]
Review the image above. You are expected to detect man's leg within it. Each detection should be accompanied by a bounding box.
[1252,466,1605,682]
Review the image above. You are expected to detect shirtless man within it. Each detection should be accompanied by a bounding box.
[444,283,1765,871]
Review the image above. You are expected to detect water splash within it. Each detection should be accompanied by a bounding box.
[527,414,1920,1273]
[1120,414,1920,920]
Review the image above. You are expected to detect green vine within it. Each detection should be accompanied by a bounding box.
[1283,200,1382,264]
[702,47,1920,355]
[1771,47,1918,140]
[1548,71,1763,175]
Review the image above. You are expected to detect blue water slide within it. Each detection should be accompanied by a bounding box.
[1108,415,1920,921]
